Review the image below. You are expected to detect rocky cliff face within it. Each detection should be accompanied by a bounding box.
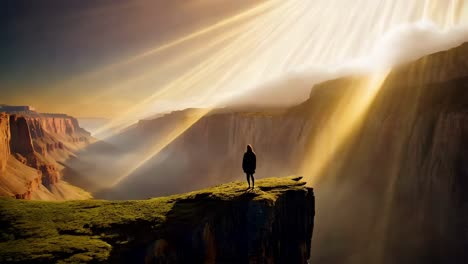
[0,176,314,264]
[0,111,93,200]
[8,115,34,158]
[303,42,468,263]
[0,114,10,172]
[26,114,91,156]
[6,115,60,191]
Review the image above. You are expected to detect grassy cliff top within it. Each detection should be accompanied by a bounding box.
[0,176,309,263]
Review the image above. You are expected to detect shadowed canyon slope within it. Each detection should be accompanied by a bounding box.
[0,110,93,200]
[0,176,314,264]
[67,42,468,263]
[303,41,468,263]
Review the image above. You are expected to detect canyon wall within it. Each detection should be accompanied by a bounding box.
[9,115,34,158]
[26,114,91,155]
[0,114,10,172]
[294,42,468,263]
[325,43,468,263]
[0,111,93,200]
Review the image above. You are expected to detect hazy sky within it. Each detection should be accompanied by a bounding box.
[1,0,466,119]
[0,0,264,117]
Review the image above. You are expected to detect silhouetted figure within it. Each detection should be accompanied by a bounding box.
[242,144,256,188]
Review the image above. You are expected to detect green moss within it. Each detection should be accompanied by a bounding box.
[0,176,307,263]
[0,235,110,263]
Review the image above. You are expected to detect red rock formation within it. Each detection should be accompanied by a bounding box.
[0,111,93,200]
[13,175,42,200]
[28,115,87,138]
[39,164,59,187]
[0,113,10,172]
[26,114,90,156]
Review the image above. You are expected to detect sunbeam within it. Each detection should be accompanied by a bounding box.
[110,108,211,187]
[299,70,390,184]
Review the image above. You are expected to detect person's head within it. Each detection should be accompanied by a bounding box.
[247,144,253,152]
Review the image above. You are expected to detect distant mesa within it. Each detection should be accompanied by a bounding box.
[0,104,36,113]
[0,104,94,200]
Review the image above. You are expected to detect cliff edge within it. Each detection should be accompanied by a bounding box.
[0,176,314,263]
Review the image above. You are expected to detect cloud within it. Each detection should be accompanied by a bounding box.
[225,21,468,108]
[364,21,468,69]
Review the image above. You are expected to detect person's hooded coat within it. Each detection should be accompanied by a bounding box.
[242,145,256,174]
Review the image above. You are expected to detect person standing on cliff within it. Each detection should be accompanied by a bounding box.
[242,144,256,188]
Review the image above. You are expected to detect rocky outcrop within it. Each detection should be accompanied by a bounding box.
[145,177,314,263]
[0,110,93,200]
[27,114,90,139]
[25,114,91,156]
[0,176,314,264]
[12,174,41,200]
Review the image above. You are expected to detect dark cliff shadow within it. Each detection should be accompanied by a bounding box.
[141,184,313,264]
[112,189,263,263]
